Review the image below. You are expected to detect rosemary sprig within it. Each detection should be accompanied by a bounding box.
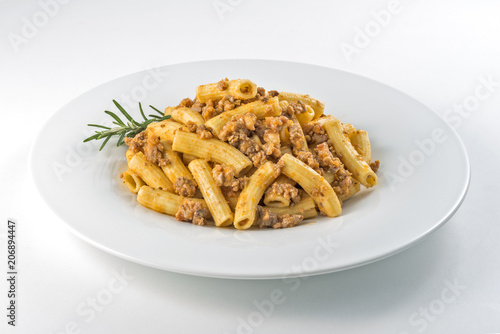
[84,100,170,150]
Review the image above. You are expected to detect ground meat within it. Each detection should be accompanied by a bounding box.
[266,116,290,132]
[240,139,267,166]
[280,101,294,116]
[256,206,279,228]
[219,113,268,167]
[370,160,380,173]
[289,121,307,152]
[315,142,341,173]
[212,164,235,186]
[303,123,329,145]
[125,131,169,166]
[219,113,257,143]
[124,131,147,154]
[187,122,197,133]
[174,177,197,197]
[217,79,228,90]
[273,214,303,229]
[175,199,209,225]
[273,159,284,177]
[311,184,330,198]
[332,166,352,199]
[145,135,170,166]
[256,87,265,96]
[265,183,301,204]
[296,151,323,175]
[187,121,213,139]
[253,119,267,139]
[212,164,249,192]
[290,100,306,114]
[239,87,268,104]
[261,116,290,158]
[255,206,302,229]
[216,95,236,112]
[191,101,204,113]
[268,90,279,97]
[177,98,193,108]
[201,99,219,121]
[263,129,281,158]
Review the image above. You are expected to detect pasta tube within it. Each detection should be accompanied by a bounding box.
[349,130,371,164]
[171,107,205,126]
[278,92,324,119]
[263,175,298,208]
[125,148,134,164]
[265,194,318,219]
[172,131,252,177]
[289,115,309,152]
[164,106,174,116]
[128,152,174,192]
[160,140,195,184]
[196,79,257,103]
[279,153,341,217]
[323,118,377,188]
[137,186,209,217]
[122,170,145,194]
[146,119,184,142]
[205,97,281,137]
[234,161,279,230]
[182,153,197,165]
[188,159,233,227]
[338,179,361,202]
[296,105,315,126]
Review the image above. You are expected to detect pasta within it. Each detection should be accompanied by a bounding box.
[188,159,233,227]
[116,79,380,229]
[234,161,279,230]
[323,117,377,188]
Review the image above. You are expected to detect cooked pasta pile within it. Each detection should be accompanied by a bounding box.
[121,79,380,229]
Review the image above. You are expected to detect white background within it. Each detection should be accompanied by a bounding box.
[1,0,500,333]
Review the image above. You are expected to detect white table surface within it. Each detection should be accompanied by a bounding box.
[1,0,499,333]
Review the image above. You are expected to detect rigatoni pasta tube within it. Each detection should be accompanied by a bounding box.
[278,92,324,119]
[263,175,297,208]
[171,107,205,126]
[289,115,308,152]
[323,118,377,188]
[182,153,197,165]
[147,119,183,142]
[160,140,194,184]
[234,161,279,230]
[128,152,174,192]
[205,97,281,137]
[122,170,145,194]
[265,194,318,219]
[125,148,134,164]
[137,186,209,217]
[196,79,257,103]
[279,153,341,217]
[338,179,361,202]
[188,159,233,227]
[164,106,174,116]
[350,130,371,164]
[172,131,252,177]
[296,105,315,126]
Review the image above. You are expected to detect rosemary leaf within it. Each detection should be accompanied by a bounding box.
[84,101,171,150]
[149,105,164,116]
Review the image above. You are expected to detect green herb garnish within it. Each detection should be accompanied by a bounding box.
[84,100,170,150]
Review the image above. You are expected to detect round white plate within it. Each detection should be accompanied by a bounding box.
[31,60,470,279]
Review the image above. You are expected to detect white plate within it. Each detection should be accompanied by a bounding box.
[30,60,470,279]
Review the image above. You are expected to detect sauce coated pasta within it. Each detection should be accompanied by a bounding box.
[120,79,380,229]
